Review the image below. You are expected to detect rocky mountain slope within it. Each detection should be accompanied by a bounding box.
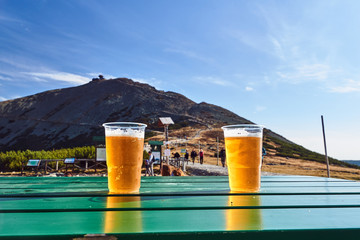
[0,77,290,151]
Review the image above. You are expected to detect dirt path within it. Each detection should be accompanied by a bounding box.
[185,162,283,176]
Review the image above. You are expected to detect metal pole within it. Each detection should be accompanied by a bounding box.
[216,137,219,166]
[165,125,169,165]
[321,115,330,178]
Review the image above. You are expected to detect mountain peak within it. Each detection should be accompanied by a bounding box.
[0,77,253,151]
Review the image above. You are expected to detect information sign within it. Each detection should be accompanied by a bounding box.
[27,159,40,167]
[64,158,75,164]
[96,147,106,162]
[164,149,171,157]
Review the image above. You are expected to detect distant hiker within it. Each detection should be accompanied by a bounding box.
[219,148,226,167]
[145,157,151,176]
[190,149,197,165]
[184,150,189,162]
[146,151,155,176]
[145,151,151,176]
[199,149,204,164]
[262,147,267,164]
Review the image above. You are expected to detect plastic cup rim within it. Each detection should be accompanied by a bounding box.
[221,124,264,130]
[102,122,147,128]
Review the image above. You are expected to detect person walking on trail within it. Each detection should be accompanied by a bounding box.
[174,152,180,167]
[262,147,267,164]
[145,154,151,176]
[219,148,226,168]
[199,149,204,164]
[146,151,155,176]
[190,149,197,165]
[184,150,189,163]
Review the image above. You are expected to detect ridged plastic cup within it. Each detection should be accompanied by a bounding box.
[222,124,263,192]
[102,122,147,194]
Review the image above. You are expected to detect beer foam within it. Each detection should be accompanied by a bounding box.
[103,122,147,138]
[104,128,145,138]
[222,125,263,138]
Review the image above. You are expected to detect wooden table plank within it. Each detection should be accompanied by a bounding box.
[2,208,360,238]
[0,175,353,184]
[1,181,360,189]
[3,194,360,212]
[3,185,360,196]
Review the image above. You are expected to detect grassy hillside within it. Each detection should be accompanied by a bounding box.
[264,136,360,169]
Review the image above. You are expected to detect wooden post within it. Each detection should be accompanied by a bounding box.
[321,115,330,178]
[165,125,169,165]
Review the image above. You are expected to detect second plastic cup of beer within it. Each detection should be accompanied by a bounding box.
[103,122,147,194]
[221,124,263,192]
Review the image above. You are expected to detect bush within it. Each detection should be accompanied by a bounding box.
[0,146,96,172]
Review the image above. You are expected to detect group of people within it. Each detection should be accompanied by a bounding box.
[171,149,204,165]
[145,146,266,176]
[189,148,226,167]
[145,147,229,176]
[174,148,226,166]
[189,149,204,164]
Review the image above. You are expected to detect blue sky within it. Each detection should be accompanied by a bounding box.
[1,0,360,160]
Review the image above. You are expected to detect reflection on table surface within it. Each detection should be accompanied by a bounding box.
[104,196,143,233]
[226,195,262,230]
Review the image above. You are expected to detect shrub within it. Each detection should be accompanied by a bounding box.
[0,146,96,172]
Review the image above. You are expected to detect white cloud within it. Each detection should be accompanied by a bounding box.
[0,75,12,81]
[0,96,7,101]
[255,106,266,112]
[269,36,285,60]
[132,77,163,89]
[0,14,23,23]
[0,57,35,71]
[225,29,274,57]
[277,64,332,83]
[0,57,91,85]
[132,78,151,84]
[245,86,254,91]
[164,48,213,64]
[24,72,89,85]
[194,76,234,87]
[329,79,360,93]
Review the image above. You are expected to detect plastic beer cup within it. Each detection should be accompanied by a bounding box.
[221,124,263,192]
[102,122,147,194]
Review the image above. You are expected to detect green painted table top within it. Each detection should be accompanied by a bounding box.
[1,175,360,239]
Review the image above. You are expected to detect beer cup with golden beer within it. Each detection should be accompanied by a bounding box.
[103,122,147,194]
[221,124,263,192]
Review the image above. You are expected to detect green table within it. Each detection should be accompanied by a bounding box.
[1,175,360,239]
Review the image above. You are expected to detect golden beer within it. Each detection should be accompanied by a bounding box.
[103,122,146,194]
[222,125,263,192]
